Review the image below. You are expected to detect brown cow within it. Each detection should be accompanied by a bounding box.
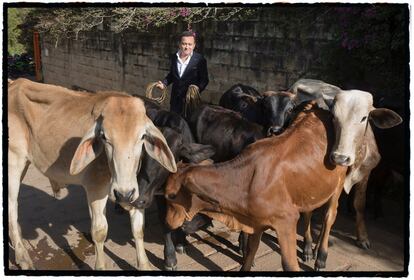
[8,78,177,270]
[164,107,347,271]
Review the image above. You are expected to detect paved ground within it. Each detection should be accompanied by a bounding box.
[7,164,406,273]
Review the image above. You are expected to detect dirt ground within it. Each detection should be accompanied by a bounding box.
[7,164,406,274]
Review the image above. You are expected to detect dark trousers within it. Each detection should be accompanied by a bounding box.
[170,94,185,115]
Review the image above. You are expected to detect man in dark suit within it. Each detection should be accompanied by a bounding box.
[156,31,209,114]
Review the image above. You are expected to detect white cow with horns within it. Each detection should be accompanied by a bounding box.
[290,79,402,267]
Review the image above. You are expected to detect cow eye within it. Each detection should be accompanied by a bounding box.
[361,116,367,122]
[241,103,248,109]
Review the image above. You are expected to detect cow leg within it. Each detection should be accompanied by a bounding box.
[314,188,342,271]
[129,208,152,270]
[155,196,177,271]
[302,211,313,262]
[164,229,178,270]
[238,231,256,266]
[174,228,188,254]
[85,184,109,270]
[238,231,248,257]
[240,231,262,271]
[274,214,300,271]
[353,176,370,249]
[8,153,33,270]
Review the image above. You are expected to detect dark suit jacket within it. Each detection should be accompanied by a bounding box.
[162,52,209,114]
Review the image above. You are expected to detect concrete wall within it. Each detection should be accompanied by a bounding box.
[40,8,333,107]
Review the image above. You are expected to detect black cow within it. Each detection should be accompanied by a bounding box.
[184,103,266,257]
[136,127,214,270]
[187,104,265,162]
[143,97,195,143]
[219,84,298,135]
[219,84,262,123]
[258,90,300,135]
[134,127,214,209]
[127,97,215,270]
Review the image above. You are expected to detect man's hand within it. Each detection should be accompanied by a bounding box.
[156,81,165,90]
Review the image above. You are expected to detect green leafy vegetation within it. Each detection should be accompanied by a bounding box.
[8,8,31,55]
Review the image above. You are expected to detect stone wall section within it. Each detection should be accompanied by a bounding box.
[40,9,333,108]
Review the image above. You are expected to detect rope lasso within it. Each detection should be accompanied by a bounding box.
[145,82,168,104]
[184,84,201,118]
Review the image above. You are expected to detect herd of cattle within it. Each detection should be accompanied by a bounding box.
[8,78,403,271]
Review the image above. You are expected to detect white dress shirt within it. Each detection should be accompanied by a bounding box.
[176,51,193,78]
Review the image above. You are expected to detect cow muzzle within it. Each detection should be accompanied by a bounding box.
[113,188,136,204]
[182,214,213,234]
[267,125,283,136]
[330,152,352,166]
[132,196,153,209]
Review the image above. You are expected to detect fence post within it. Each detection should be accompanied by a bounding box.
[33,31,42,81]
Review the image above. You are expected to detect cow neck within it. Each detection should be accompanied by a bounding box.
[185,159,253,214]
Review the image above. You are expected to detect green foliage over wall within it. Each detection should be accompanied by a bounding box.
[7,8,31,55]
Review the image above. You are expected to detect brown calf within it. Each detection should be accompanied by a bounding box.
[165,107,347,271]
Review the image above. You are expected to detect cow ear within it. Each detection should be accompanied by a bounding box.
[369,108,403,129]
[291,81,340,109]
[143,122,177,173]
[292,85,323,105]
[70,121,104,175]
[180,143,215,163]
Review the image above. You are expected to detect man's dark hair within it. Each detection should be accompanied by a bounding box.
[179,31,197,42]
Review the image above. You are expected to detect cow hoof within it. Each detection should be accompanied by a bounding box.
[53,191,62,200]
[164,264,177,271]
[175,244,186,255]
[314,251,327,271]
[303,243,313,262]
[16,250,34,270]
[94,263,106,270]
[356,239,371,249]
[18,260,34,270]
[314,260,326,271]
[138,263,153,270]
[303,253,313,262]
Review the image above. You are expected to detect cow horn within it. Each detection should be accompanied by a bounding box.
[240,93,258,102]
[261,91,278,97]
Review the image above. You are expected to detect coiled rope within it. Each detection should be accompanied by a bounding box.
[145,82,168,104]
[184,84,201,118]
